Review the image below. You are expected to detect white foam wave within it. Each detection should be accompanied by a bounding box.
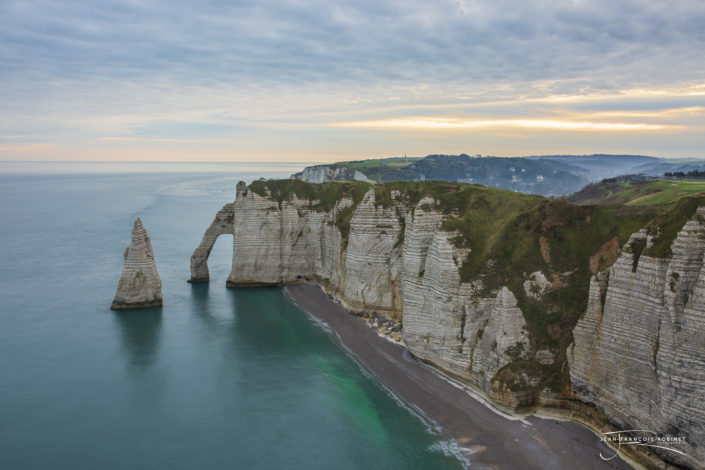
[429,440,475,469]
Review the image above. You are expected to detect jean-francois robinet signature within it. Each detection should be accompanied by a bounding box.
[599,429,687,461]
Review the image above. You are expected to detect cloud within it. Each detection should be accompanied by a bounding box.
[99,137,216,144]
[0,142,53,154]
[2,0,703,88]
[0,0,703,159]
[331,117,671,131]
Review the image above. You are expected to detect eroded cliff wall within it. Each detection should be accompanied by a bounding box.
[400,203,532,406]
[193,182,536,404]
[569,209,705,469]
[227,185,404,316]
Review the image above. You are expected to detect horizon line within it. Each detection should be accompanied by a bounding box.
[5,154,705,164]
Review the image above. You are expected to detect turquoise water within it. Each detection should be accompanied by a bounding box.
[0,163,461,469]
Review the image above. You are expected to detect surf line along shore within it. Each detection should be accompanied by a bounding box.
[284,284,632,470]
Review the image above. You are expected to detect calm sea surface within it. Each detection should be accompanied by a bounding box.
[0,162,461,469]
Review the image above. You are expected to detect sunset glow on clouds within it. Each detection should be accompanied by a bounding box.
[331,118,670,131]
[0,0,704,161]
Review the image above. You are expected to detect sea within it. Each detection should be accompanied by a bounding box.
[0,162,462,470]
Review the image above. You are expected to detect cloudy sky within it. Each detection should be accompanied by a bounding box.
[1,0,704,162]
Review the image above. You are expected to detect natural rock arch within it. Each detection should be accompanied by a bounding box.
[189,202,236,283]
[190,181,248,282]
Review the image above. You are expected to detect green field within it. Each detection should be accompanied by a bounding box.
[623,180,705,207]
[569,178,705,208]
[335,157,421,170]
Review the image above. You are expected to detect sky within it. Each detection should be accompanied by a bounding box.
[1,0,704,162]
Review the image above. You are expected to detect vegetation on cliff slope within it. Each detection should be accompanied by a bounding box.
[249,179,372,247]
[247,178,701,399]
[567,178,705,258]
[432,186,656,396]
[645,194,705,257]
[249,178,370,211]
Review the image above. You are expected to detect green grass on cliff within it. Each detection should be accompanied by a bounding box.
[332,157,422,182]
[645,194,705,257]
[249,179,371,211]
[440,193,655,393]
[247,178,703,398]
[624,180,705,207]
[249,179,372,247]
[568,179,705,258]
[335,157,420,169]
[568,178,705,208]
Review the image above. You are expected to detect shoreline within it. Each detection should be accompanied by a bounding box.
[285,283,634,470]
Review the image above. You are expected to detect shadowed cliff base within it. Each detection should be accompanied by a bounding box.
[285,284,633,470]
[110,299,163,310]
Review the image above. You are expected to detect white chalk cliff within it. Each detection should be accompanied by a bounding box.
[291,164,373,183]
[192,180,705,469]
[192,183,532,405]
[111,218,162,310]
[569,209,705,469]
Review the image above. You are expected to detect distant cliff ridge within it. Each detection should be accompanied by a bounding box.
[290,164,374,184]
[191,179,704,469]
[292,154,705,197]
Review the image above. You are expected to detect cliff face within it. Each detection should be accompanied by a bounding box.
[192,182,536,404]
[192,179,705,467]
[569,209,705,469]
[291,164,373,184]
[400,202,531,405]
[226,184,403,317]
[111,218,162,310]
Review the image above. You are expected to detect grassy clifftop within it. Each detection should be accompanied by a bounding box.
[567,178,705,258]
[248,180,657,281]
[249,178,371,211]
[567,178,705,208]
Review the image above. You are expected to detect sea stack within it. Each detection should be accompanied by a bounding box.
[111,218,163,310]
